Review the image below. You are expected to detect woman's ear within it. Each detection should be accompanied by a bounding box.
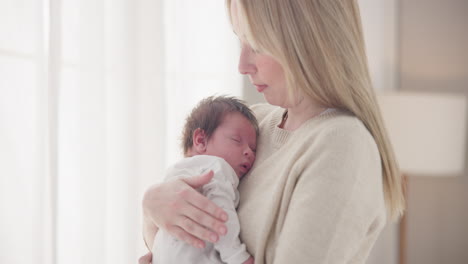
[192,128,208,154]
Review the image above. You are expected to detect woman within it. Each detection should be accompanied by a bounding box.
[141,0,405,263]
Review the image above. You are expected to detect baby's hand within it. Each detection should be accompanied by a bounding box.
[242,256,254,264]
[138,251,152,264]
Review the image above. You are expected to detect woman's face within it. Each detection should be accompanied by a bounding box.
[230,0,290,108]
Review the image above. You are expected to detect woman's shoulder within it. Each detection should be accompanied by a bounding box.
[301,111,379,157]
[298,112,383,190]
[315,111,372,139]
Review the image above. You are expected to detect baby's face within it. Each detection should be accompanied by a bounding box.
[205,112,257,178]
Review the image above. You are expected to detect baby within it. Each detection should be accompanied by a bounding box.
[144,96,258,264]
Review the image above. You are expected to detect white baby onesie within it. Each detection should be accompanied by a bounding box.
[152,155,251,264]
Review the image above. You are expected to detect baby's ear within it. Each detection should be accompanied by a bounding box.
[192,128,208,154]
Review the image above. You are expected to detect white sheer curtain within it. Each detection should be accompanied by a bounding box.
[0,0,241,263]
[163,0,241,162]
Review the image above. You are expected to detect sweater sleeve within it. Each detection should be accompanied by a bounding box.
[202,162,251,264]
[273,127,386,264]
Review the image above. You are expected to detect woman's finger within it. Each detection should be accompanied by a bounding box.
[178,211,221,243]
[182,171,229,223]
[183,170,214,187]
[175,180,228,237]
[142,172,228,246]
[170,224,206,249]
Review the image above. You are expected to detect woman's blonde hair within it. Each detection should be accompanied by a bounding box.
[227,0,405,220]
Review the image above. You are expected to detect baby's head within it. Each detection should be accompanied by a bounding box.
[182,96,259,178]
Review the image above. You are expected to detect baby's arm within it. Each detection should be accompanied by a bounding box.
[203,169,252,264]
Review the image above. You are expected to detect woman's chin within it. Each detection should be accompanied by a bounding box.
[263,95,284,108]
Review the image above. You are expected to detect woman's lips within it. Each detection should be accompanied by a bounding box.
[254,84,267,92]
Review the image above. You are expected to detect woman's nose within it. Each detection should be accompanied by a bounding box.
[238,46,256,75]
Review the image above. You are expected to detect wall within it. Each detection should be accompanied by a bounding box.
[399,0,468,263]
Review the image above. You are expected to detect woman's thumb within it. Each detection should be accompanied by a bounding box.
[183,170,214,188]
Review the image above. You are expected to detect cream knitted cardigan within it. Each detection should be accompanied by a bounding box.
[237,104,386,264]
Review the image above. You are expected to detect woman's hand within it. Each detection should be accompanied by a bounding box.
[142,170,228,248]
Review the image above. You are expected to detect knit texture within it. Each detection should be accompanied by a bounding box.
[237,104,386,264]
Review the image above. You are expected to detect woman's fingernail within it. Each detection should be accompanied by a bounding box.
[218,226,227,235]
[221,213,228,221]
[210,234,218,242]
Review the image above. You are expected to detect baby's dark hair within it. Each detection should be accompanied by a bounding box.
[181,95,259,156]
